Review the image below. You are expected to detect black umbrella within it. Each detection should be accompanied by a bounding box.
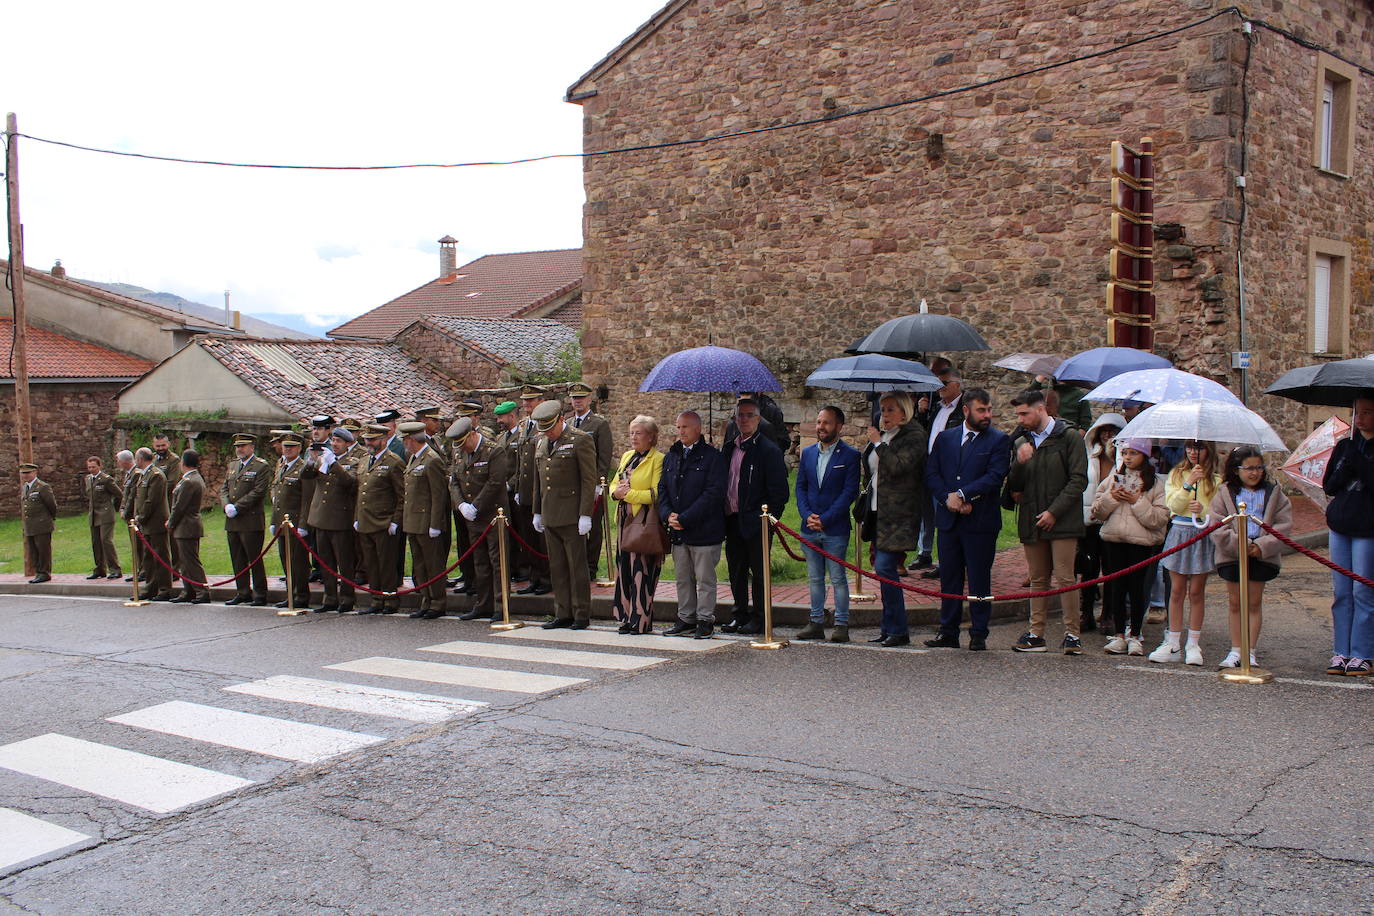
[1263,357,1374,407]
[851,299,990,356]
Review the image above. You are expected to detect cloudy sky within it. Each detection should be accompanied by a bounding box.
[4,0,666,333]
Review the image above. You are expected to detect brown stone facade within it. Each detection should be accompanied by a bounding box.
[0,383,123,517]
[393,322,506,389]
[572,0,1373,443]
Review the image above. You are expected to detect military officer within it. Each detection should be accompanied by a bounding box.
[492,401,525,581]
[446,417,508,620]
[168,450,211,603]
[150,434,183,486]
[513,385,552,596]
[531,400,598,629]
[457,399,499,438]
[132,448,174,600]
[116,449,140,582]
[355,423,406,615]
[221,433,271,606]
[269,431,312,609]
[19,462,57,584]
[417,405,472,593]
[303,427,362,613]
[400,421,450,619]
[84,455,123,579]
[566,382,614,581]
[339,418,370,583]
[375,409,406,461]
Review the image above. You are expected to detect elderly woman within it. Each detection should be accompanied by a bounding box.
[612,415,667,634]
[859,392,929,647]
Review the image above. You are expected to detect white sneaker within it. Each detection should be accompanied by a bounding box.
[1103,635,1128,654]
[1218,650,1241,669]
[1127,636,1145,656]
[1184,644,1204,666]
[1149,641,1181,663]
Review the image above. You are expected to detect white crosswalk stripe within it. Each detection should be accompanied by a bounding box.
[108,701,383,763]
[492,626,723,652]
[419,639,666,670]
[224,675,488,723]
[0,734,253,814]
[325,657,587,694]
[0,808,90,873]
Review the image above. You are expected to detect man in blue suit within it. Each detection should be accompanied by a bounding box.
[794,406,862,642]
[922,388,1010,650]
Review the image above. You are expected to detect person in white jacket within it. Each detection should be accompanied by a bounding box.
[1077,413,1126,631]
[1091,438,1169,655]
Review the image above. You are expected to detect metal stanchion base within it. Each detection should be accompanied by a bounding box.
[749,638,789,650]
[594,577,615,587]
[490,621,524,631]
[1219,666,1274,685]
[276,609,308,617]
[122,599,151,607]
[850,594,877,603]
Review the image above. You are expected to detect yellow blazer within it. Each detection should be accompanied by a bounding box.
[614,449,664,508]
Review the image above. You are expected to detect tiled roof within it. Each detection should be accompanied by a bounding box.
[196,336,458,418]
[415,316,578,370]
[0,318,155,379]
[328,248,583,340]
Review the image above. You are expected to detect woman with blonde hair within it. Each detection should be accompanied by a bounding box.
[612,415,666,634]
[1149,440,1221,665]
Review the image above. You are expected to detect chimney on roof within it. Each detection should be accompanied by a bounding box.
[438,235,458,278]
[232,310,242,330]
[50,260,65,278]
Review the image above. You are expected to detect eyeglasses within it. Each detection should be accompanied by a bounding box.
[1184,444,1205,451]
[1239,464,1265,472]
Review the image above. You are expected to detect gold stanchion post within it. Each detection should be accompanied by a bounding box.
[491,509,523,630]
[123,521,150,607]
[850,522,875,603]
[1220,501,1273,685]
[750,504,788,650]
[595,476,615,587]
[277,515,307,617]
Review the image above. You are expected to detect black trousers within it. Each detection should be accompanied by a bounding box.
[1102,540,1154,637]
[227,529,268,599]
[453,510,476,585]
[1077,524,1104,624]
[725,517,766,624]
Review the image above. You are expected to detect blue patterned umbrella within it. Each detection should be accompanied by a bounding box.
[806,354,942,393]
[1084,368,1242,407]
[639,346,782,393]
[1053,347,1171,385]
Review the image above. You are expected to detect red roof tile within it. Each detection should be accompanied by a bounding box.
[328,249,583,340]
[0,318,155,379]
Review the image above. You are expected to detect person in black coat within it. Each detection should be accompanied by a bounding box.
[1323,394,1374,674]
[719,398,789,636]
[659,410,726,638]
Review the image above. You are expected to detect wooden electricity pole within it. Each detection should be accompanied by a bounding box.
[6,113,35,575]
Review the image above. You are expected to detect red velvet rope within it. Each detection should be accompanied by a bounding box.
[292,521,496,597]
[505,522,551,560]
[132,524,283,589]
[1254,519,1374,589]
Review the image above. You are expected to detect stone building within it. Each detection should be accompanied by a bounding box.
[394,316,580,389]
[567,0,1373,442]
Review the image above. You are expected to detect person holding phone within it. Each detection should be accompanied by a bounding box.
[1150,441,1220,665]
[1091,439,1168,655]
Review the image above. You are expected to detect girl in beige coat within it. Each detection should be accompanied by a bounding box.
[1091,440,1170,655]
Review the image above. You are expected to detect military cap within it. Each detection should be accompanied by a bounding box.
[493,401,517,416]
[397,421,427,437]
[268,428,293,443]
[567,381,594,397]
[362,423,391,439]
[518,384,547,400]
[232,433,257,446]
[445,417,474,440]
[280,432,305,447]
[340,417,362,432]
[456,400,483,416]
[374,409,401,424]
[18,462,37,472]
[414,406,444,420]
[310,415,335,428]
[330,427,356,443]
[531,399,563,431]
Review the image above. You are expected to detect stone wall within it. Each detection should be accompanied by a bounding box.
[394,323,507,390]
[0,383,123,518]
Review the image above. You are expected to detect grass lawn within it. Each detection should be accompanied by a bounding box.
[2,476,1023,584]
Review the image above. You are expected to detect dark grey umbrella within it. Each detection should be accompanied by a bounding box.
[1264,357,1374,407]
[851,299,990,356]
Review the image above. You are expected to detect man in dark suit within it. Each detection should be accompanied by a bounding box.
[917,368,965,573]
[922,388,1010,650]
[719,397,789,636]
[794,406,862,642]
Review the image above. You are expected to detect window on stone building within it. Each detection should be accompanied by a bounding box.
[1309,238,1351,356]
[1312,53,1357,175]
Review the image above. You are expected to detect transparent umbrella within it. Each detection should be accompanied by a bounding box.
[1085,368,1242,407]
[1116,398,1288,452]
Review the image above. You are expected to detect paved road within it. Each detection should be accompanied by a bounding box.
[0,556,1370,914]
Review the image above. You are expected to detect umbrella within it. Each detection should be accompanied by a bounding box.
[1084,368,1242,407]
[1263,357,1374,407]
[1053,347,1171,385]
[805,355,942,393]
[1280,415,1349,509]
[994,353,1062,377]
[850,298,990,356]
[638,346,781,394]
[1116,398,1288,452]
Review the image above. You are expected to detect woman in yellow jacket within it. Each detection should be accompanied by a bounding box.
[1149,440,1222,666]
[612,415,666,634]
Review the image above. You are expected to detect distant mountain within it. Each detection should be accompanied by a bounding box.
[80,280,318,340]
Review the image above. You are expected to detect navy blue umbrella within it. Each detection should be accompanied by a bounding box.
[806,355,942,393]
[1053,347,1171,385]
[639,346,782,393]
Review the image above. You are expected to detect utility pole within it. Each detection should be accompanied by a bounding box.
[6,113,34,575]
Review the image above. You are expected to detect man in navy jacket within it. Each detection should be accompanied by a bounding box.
[922,388,1010,650]
[794,406,862,642]
[659,410,726,639]
[719,398,789,636]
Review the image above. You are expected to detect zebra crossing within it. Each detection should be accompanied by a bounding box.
[0,623,726,875]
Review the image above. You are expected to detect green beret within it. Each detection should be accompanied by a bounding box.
[493,401,517,416]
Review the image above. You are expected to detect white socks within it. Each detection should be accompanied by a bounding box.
[1165,630,1181,648]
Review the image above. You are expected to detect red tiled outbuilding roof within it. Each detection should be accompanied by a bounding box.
[0,318,155,380]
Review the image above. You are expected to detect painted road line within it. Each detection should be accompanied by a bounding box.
[419,640,666,671]
[224,675,488,724]
[1116,664,1374,691]
[109,701,382,763]
[0,734,252,814]
[0,808,90,873]
[324,657,586,694]
[493,626,722,653]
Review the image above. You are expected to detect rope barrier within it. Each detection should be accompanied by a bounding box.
[505,522,550,560]
[133,524,283,589]
[291,521,496,597]
[1254,519,1374,589]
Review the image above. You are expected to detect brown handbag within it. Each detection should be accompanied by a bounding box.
[619,500,670,556]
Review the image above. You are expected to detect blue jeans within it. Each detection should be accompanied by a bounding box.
[874,549,907,636]
[1330,530,1374,659]
[804,529,851,625]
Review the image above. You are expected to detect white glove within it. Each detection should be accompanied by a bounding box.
[388,522,398,535]
[459,502,477,522]
[513,492,521,506]
[269,525,277,536]
[352,520,360,531]
[532,514,545,533]
[577,515,592,537]
[297,527,309,537]
[595,484,605,498]
[224,504,238,518]
[320,449,337,470]
[428,527,441,538]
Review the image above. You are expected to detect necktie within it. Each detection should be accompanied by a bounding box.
[574,416,583,428]
[961,430,975,459]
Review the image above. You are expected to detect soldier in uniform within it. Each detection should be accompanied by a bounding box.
[375,409,406,460]
[531,400,598,629]
[84,455,123,579]
[339,418,370,583]
[303,427,361,613]
[566,382,614,581]
[355,423,406,615]
[492,401,524,581]
[221,433,271,606]
[133,447,175,601]
[269,431,312,609]
[116,450,140,582]
[399,421,450,619]
[457,399,499,438]
[151,434,183,583]
[417,405,472,594]
[446,417,508,620]
[513,385,552,596]
[168,450,211,604]
[19,462,57,584]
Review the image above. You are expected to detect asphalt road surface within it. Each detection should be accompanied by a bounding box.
[0,556,1370,914]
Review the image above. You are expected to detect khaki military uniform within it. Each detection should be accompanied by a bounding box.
[85,470,123,577]
[571,411,614,580]
[221,453,271,601]
[534,426,598,622]
[513,418,550,587]
[22,477,58,577]
[270,455,312,607]
[169,468,209,600]
[403,444,450,615]
[303,451,361,611]
[449,433,509,616]
[356,448,405,612]
[135,466,173,598]
[152,449,184,573]
[119,465,142,579]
